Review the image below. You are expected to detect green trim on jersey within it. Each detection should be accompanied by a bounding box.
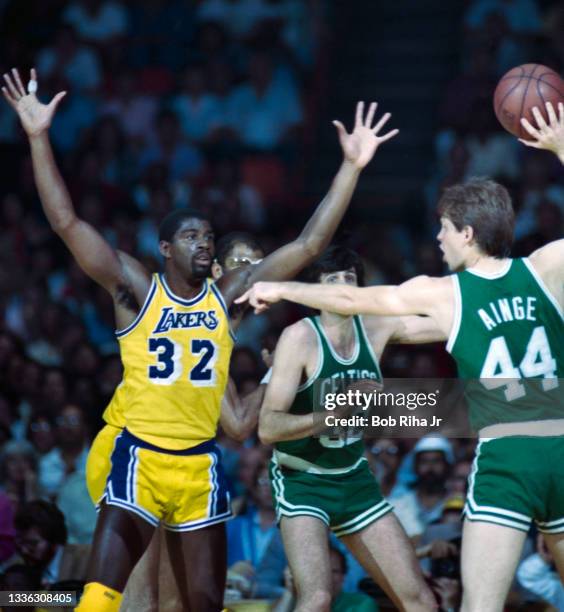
[275,315,382,472]
[448,258,563,431]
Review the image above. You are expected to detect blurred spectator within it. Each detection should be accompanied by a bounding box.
[137,110,204,181]
[170,64,222,143]
[227,463,286,599]
[57,472,97,545]
[365,438,403,498]
[0,441,39,514]
[13,500,89,587]
[445,459,472,497]
[26,413,56,457]
[36,26,102,92]
[62,0,129,44]
[101,69,158,145]
[0,492,16,563]
[38,404,90,498]
[392,436,453,539]
[0,564,41,612]
[198,157,266,235]
[517,533,564,611]
[226,51,303,150]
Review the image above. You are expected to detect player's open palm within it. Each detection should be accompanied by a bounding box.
[519,101,564,157]
[2,68,66,137]
[333,101,399,169]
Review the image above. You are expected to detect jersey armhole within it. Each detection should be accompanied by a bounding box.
[446,275,462,354]
[523,258,564,320]
[356,316,383,381]
[297,319,323,392]
[115,275,157,338]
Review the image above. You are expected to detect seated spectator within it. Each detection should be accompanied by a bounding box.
[227,463,286,599]
[0,564,42,612]
[0,441,39,514]
[13,500,89,588]
[365,438,404,499]
[137,110,204,182]
[56,472,97,545]
[63,0,129,44]
[0,492,16,564]
[226,51,303,150]
[101,69,158,146]
[273,546,378,612]
[26,413,56,457]
[38,404,90,498]
[517,533,564,611]
[392,436,453,539]
[36,26,102,92]
[170,64,222,143]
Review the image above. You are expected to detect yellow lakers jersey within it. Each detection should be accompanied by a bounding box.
[115,273,234,450]
[102,381,126,428]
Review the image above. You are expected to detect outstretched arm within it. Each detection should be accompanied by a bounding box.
[237,275,451,319]
[2,69,150,311]
[219,102,399,306]
[219,378,266,442]
[389,315,448,344]
[519,101,564,164]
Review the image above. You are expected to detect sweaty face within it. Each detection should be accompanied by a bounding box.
[436,217,468,272]
[167,218,215,280]
[319,268,358,286]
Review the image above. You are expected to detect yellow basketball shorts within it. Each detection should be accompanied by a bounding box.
[86,424,123,505]
[103,428,232,531]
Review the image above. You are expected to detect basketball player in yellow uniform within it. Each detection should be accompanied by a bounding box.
[85,234,267,612]
[3,67,398,611]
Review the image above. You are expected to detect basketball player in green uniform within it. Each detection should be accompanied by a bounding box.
[238,102,564,612]
[261,246,443,611]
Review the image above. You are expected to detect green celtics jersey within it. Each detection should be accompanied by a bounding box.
[274,315,382,473]
[447,258,563,431]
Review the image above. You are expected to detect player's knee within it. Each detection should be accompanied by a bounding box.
[297,588,331,612]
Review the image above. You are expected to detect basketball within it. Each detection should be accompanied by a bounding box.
[493,63,564,138]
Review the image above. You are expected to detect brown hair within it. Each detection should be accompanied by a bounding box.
[437,178,515,257]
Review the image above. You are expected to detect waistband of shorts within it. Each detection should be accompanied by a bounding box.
[121,428,218,456]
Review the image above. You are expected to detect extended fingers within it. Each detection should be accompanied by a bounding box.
[364,102,377,128]
[372,111,392,134]
[2,72,20,101]
[354,101,364,130]
[531,106,548,131]
[520,116,541,140]
[11,68,26,97]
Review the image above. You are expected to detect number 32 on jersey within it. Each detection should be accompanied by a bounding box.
[147,338,218,386]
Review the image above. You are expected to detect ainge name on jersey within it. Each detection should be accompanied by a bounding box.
[153,307,219,333]
[477,296,537,331]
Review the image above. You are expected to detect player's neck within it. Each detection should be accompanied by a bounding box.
[463,251,510,274]
[163,267,206,299]
[319,311,355,349]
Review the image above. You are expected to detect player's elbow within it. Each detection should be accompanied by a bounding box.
[258,417,277,445]
[298,235,325,261]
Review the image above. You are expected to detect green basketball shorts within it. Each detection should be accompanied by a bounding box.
[465,436,564,533]
[269,459,392,537]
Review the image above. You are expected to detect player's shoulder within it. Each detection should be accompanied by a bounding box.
[528,239,564,276]
[279,318,318,346]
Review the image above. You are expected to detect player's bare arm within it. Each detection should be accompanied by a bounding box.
[237,275,454,337]
[361,314,447,351]
[258,321,323,445]
[219,377,266,442]
[217,101,399,309]
[528,239,564,311]
[2,69,150,328]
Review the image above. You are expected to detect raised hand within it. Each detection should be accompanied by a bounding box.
[519,102,564,163]
[2,68,66,137]
[333,101,399,169]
